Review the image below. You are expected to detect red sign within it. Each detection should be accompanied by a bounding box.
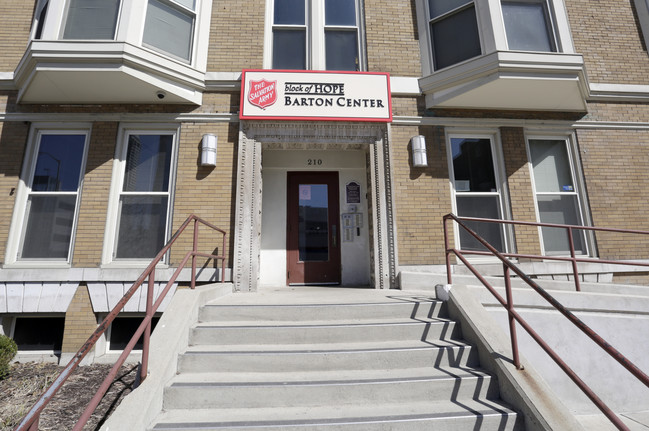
[248,79,277,109]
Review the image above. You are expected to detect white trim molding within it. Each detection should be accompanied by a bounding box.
[588,83,649,103]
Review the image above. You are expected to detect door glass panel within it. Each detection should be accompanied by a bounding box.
[529,139,573,193]
[298,184,329,261]
[537,195,586,254]
[456,195,505,252]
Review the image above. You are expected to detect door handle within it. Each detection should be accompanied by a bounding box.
[332,224,337,248]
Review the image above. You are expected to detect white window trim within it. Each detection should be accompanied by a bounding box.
[263,0,366,71]
[4,123,91,268]
[525,132,594,257]
[415,0,575,76]
[101,123,180,267]
[446,129,513,261]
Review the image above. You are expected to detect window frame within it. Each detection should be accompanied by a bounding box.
[4,124,91,267]
[500,0,558,52]
[525,133,592,257]
[446,130,513,258]
[9,314,66,356]
[60,0,123,40]
[264,0,366,71]
[102,124,180,267]
[141,0,197,63]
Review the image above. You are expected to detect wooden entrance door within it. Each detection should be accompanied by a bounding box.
[287,172,341,285]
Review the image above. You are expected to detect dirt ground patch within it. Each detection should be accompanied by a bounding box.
[0,362,137,431]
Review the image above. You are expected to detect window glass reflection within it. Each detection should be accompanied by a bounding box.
[298,184,329,261]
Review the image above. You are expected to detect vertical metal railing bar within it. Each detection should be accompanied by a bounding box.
[14,214,226,431]
[567,226,581,291]
[444,214,649,430]
[443,217,453,285]
[192,219,198,290]
[503,265,521,370]
[141,268,155,382]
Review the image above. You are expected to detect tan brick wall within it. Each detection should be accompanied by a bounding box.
[207,0,265,72]
[566,0,649,85]
[0,1,32,71]
[500,127,542,256]
[576,128,649,260]
[72,123,118,267]
[392,125,452,265]
[0,122,29,261]
[612,272,649,286]
[584,102,649,123]
[391,96,425,117]
[61,284,97,354]
[169,122,238,271]
[365,0,422,76]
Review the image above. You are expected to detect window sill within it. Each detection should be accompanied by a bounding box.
[14,40,205,105]
[419,50,588,111]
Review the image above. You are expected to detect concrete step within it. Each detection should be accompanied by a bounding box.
[189,318,459,345]
[178,341,479,373]
[164,369,498,409]
[199,300,448,322]
[152,399,522,430]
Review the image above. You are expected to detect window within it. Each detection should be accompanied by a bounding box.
[11,316,65,352]
[107,316,160,351]
[62,0,121,40]
[143,0,196,61]
[528,138,587,255]
[426,0,481,70]
[448,135,507,253]
[105,127,178,263]
[501,0,556,52]
[269,0,362,70]
[12,130,88,262]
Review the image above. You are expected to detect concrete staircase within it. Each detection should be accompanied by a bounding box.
[149,288,523,430]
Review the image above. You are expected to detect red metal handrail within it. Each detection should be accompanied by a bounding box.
[443,214,649,431]
[15,214,227,431]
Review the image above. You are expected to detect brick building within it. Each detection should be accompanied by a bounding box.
[0,0,648,363]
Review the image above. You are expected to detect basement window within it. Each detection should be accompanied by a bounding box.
[11,316,65,352]
[107,316,160,351]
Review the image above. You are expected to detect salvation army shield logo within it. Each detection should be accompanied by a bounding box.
[248,79,277,109]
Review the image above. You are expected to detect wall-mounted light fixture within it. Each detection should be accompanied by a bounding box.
[411,135,428,167]
[201,133,217,166]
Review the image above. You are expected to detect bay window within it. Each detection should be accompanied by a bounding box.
[268,0,363,71]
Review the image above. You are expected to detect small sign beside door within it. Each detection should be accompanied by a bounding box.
[346,181,361,203]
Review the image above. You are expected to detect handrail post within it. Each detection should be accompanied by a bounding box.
[443,217,452,285]
[141,268,155,383]
[503,264,521,369]
[567,226,581,292]
[221,231,226,283]
[191,218,198,289]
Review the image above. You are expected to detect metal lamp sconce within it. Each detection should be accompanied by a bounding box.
[200,133,217,166]
[411,135,428,167]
